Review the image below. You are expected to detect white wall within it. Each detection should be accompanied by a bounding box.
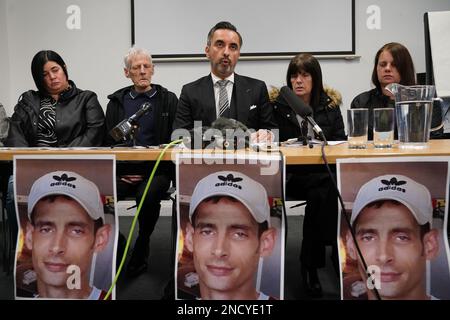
[2,0,131,114]
[153,0,450,122]
[2,0,450,127]
[0,0,10,109]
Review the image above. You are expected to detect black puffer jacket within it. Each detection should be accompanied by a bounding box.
[6,81,105,147]
[271,87,346,142]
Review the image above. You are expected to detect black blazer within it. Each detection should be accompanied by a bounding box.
[173,74,275,130]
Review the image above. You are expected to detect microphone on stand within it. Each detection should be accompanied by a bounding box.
[109,102,152,142]
[279,86,327,144]
[182,117,249,150]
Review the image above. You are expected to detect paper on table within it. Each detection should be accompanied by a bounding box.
[281,139,346,147]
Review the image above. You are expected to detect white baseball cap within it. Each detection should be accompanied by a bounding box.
[27,171,105,223]
[189,171,270,225]
[351,174,432,226]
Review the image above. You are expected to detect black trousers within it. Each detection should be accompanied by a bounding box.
[286,165,339,269]
[116,161,173,243]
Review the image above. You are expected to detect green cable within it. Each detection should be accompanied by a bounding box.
[104,139,182,300]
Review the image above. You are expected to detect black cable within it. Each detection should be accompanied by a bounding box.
[320,141,381,300]
[277,150,289,252]
[319,131,328,146]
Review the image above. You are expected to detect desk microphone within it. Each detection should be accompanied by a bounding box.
[182,118,249,149]
[279,86,327,144]
[109,102,152,142]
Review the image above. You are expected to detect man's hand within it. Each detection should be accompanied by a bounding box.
[250,129,274,144]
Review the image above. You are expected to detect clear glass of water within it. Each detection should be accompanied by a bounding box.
[373,108,394,148]
[347,108,369,149]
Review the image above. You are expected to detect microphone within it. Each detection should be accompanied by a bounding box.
[109,102,152,142]
[279,86,327,143]
[182,118,249,149]
[210,117,249,149]
[129,102,152,122]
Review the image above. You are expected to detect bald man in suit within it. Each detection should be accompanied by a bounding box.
[173,21,276,136]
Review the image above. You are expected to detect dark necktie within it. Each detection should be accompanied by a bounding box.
[218,80,230,117]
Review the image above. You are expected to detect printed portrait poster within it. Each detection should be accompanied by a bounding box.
[337,157,450,300]
[175,153,285,300]
[13,155,117,300]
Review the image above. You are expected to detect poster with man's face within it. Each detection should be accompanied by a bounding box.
[337,157,450,300]
[175,153,285,300]
[13,155,117,300]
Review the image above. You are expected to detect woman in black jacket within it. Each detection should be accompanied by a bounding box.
[272,53,345,298]
[6,50,105,147]
[351,42,442,140]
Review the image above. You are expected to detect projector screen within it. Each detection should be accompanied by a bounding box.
[132,0,355,59]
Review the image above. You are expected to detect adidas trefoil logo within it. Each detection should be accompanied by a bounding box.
[50,173,77,189]
[215,174,243,189]
[379,177,406,193]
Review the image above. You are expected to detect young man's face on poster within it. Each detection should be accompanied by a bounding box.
[185,197,275,298]
[26,196,109,295]
[346,201,439,299]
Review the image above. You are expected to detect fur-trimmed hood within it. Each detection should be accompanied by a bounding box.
[269,85,342,108]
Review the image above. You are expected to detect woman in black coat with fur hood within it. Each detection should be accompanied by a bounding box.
[272,53,345,298]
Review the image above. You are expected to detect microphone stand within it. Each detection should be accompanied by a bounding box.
[110,121,142,148]
[298,119,314,148]
[297,135,314,149]
[129,121,140,147]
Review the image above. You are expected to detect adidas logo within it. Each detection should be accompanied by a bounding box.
[378,177,406,193]
[50,173,77,189]
[215,174,243,190]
